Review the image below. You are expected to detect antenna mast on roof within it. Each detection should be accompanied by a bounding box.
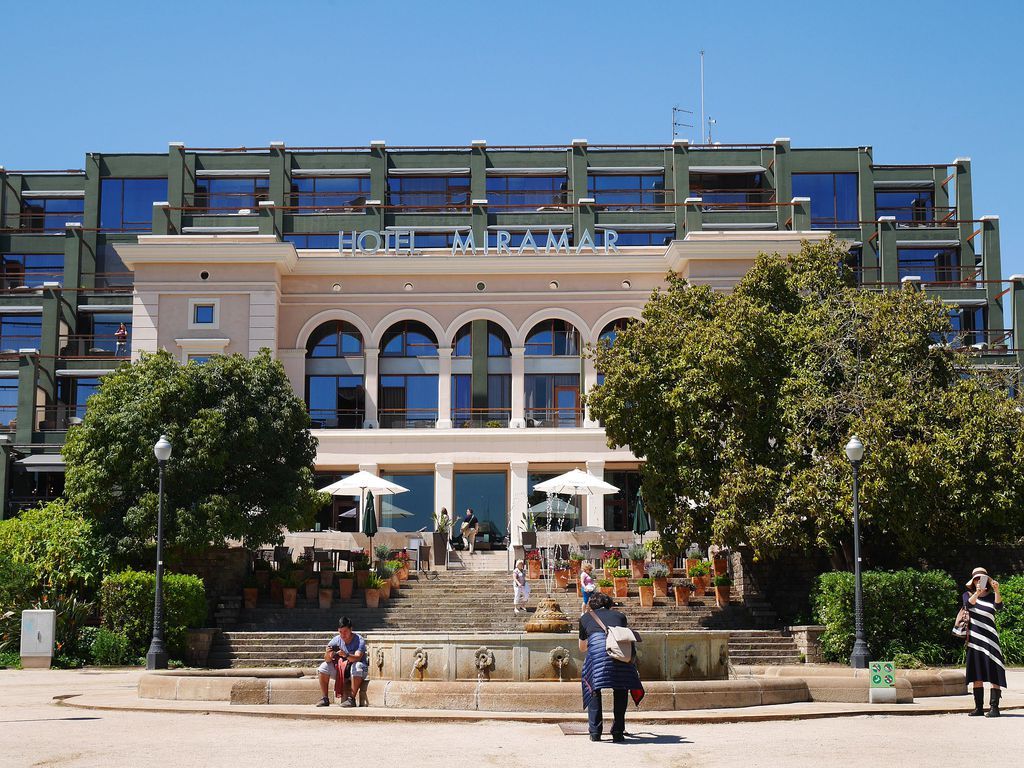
[672,106,693,141]
[699,49,706,143]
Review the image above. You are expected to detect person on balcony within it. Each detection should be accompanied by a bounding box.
[114,323,128,357]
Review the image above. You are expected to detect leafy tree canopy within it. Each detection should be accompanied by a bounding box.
[589,237,1024,566]
[63,350,325,557]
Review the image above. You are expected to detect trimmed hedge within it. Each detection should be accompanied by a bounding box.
[90,628,135,666]
[994,574,1024,665]
[813,569,959,665]
[100,569,206,659]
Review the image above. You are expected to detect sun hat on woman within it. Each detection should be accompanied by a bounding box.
[966,566,989,588]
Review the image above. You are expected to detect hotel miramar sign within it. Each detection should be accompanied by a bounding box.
[334,228,620,256]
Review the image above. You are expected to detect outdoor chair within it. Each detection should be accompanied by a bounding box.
[273,545,292,569]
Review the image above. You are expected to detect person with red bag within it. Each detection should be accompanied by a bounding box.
[315,617,368,708]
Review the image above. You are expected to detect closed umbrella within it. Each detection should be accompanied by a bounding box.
[362,492,379,559]
[632,488,650,543]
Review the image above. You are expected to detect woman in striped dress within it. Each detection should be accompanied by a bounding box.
[964,566,1006,717]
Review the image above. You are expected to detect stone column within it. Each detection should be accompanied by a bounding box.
[981,216,1005,332]
[362,347,380,429]
[791,197,811,231]
[684,197,703,233]
[509,461,529,546]
[878,216,898,285]
[509,346,526,428]
[276,348,305,399]
[359,462,380,526]
[436,347,453,428]
[582,357,599,428]
[434,461,454,522]
[585,459,606,530]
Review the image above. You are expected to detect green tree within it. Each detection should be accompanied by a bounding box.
[588,237,1024,565]
[63,349,325,557]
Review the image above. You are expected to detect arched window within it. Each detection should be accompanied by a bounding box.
[452,321,511,357]
[525,319,579,356]
[306,320,363,358]
[381,320,438,357]
[598,318,634,347]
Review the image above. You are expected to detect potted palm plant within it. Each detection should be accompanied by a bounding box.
[598,578,615,596]
[647,562,669,598]
[713,574,732,606]
[242,577,259,610]
[674,581,692,607]
[337,571,354,601]
[526,548,542,580]
[364,573,383,608]
[688,560,710,597]
[637,577,654,607]
[521,508,538,549]
[432,510,451,567]
[612,568,630,598]
[626,544,647,579]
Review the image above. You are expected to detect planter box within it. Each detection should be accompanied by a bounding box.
[379,581,392,600]
[397,565,410,581]
[630,560,646,579]
[304,578,319,601]
[390,573,401,590]
[713,556,728,576]
[319,588,334,610]
[554,569,570,589]
[431,532,449,566]
[338,578,354,601]
[282,587,298,609]
[184,628,218,668]
[355,569,370,589]
[674,585,691,607]
[613,577,629,598]
[685,558,700,577]
[521,531,537,548]
[662,557,675,575]
[242,587,258,610]
[653,577,669,598]
[715,585,730,607]
[638,585,654,607]
[319,569,335,588]
[569,559,582,578]
[599,585,614,596]
[527,560,541,580]
[692,576,708,597]
[270,580,283,603]
[364,588,380,609]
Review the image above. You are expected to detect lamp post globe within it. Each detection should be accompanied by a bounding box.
[146,435,172,670]
[846,434,869,669]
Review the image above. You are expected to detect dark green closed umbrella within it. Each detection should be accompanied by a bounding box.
[632,489,650,543]
[362,492,379,557]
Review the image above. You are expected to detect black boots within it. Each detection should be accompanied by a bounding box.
[986,689,1001,718]
[969,687,985,716]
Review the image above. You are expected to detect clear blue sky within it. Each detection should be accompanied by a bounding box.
[3,0,1022,275]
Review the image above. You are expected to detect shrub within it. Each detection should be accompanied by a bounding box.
[626,544,648,561]
[100,570,206,659]
[604,557,620,570]
[91,628,134,666]
[0,501,107,596]
[0,650,21,668]
[0,552,35,609]
[813,569,959,664]
[994,574,1024,665]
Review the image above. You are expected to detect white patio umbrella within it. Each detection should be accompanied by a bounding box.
[319,471,409,553]
[533,468,619,496]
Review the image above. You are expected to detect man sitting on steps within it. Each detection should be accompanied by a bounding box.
[315,617,368,708]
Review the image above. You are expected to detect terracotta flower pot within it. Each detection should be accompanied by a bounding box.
[713,556,728,577]
[630,560,646,579]
[243,587,258,610]
[380,580,392,600]
[319,588,334,610]
[364,588,380,609]
[715,585,730,607]
[282,586,298,609]
[653,577,669,598]
[355,569,369,589]
[662,557,675,575]
[613,577,629,598]
[390,572,400,590]
[305,578,319,601]
[338,578,354,601]
[692,576,708,597]
[685,558,700,577]
[600,585,614,596]
[638,584,654,607]
[270,580,283,603]
[569,560,582,578]
[319,569,335,588]
[674,584,691,607]
[398,565,410,581]
[554,569,570,589]
[527,560,541,580]
[255,571,270,591]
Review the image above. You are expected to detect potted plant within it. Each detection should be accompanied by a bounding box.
[712,549,729,577]
[647,562,669,598]
[270,573,285,604]
[395,550,411,581]
[713,574,732,606]
[253,559,272,591]
[526,548,542,580]
[612,568,630,598]
[337,571,354,601]
[319,582,334,610]
[282,570,303,609]
[601,549,621,574]
[319,564,335,588]
[353,552,371,588]
[688,560,710,597]
[674,581,692,607]
[385,559,403,589]
[521,508,538,549]
[304,574,320,601]
[364,574,383,608]
[568,548,584,578]
[554,559,571,589]
[637,577,654,607]
[242,577,259,610]
[598,578,615,596]
[374,543,392,565]
[603,555,620,576]
[432,511,451,567]
[377,563,395,600]
[626,544,647,579]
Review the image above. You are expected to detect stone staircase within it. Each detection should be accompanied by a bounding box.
[209,569,798,668]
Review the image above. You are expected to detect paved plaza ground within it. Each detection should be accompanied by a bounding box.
[1,668,1022,768]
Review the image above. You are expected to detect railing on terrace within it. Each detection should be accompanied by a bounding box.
[696,190,777,210]
[876,206,958,227]
[177,142,776,153]
[378,408,438,429]
[58,334,131,359]
[307,408,365,429]
[0,405,16,431]
[0,335,42,353]
[288,191,369,212]
[1,212,84,233]
[35,405,86,432]
[0,271,63,291]
[452,408,512,428]
[524,407,583,428]
[182,192,270,214]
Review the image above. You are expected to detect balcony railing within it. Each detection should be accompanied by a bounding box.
[0,405,16,431]
[694,189,775,210]
[0,271,64,291]
[378,408,438,429]
[452,408,512,428]
[876,206,958,227]
[59,334,131,359]
[307,408,365,429]
[524,407,583,428]
[0,335,43,353]
[35,405,86,432]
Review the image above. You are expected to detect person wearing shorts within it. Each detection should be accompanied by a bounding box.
[315,617,368,707]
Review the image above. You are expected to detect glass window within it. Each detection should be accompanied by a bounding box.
[603,470,642,531]
[283,234,340,249]
[487,374,511,411]
[380,472,435,531]
[193,304,215,324]
[79,312,132,357]
[488,324,511,357]
[454,471,508,540]
[0,314,42,351]
[381,321,438,357]
[792,173,859,229]
[291,176,370,210]
[587,173,664,208]
[379,374,438,428]
[528,472,579,530]
[306,374,365,428]
[187,355,211,364]
[193,176,269,211]
[100,178,168,231]
[946,306,988,347]
[524,374,580,427]
[387,175,470,210]
[57,376,100,421]
[690,172,767,207]
[525,320,579,356]
[1,253,63,288]
[20,197,84,232]
[897,247,959,282]
[598,318,632,347]
[875,189,935,222]
[0,380,18,428]
[485,175,568,210]
[306,321,363,357]
[453,325,472,357]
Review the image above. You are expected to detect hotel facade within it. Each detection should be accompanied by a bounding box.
[0,139,1019,542]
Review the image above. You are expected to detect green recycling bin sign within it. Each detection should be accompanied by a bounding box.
[870,661,895,688]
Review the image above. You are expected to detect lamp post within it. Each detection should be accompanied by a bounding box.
[845,435,869,669]
[146,435,172,670]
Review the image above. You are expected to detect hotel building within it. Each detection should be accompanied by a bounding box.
[0,139,1017,543]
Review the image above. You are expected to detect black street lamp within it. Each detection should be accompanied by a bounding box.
[845,435,869,669]
[146,435,172,670]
